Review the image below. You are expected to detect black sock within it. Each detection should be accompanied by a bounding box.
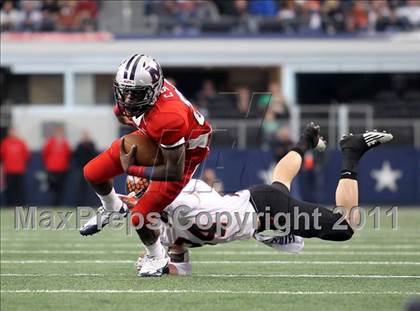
[291,134,316,160]
[340,149,362,180]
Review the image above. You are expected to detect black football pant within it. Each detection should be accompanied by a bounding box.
[248,182,354,241]
[47,171,68,206]
[4,173,25,206]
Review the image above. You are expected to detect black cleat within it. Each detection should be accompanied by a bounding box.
[340,130,393,157]
[340,130,393,162]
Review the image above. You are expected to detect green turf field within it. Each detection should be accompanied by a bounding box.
[1,207,419,311]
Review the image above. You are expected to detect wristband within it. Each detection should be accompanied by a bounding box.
[127,165,153,179]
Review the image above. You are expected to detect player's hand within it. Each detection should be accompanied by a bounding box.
[120,137,137,173]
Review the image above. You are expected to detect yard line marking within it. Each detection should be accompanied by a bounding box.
[1,244,420,250]
[0,273,116,277]
[1,273,419,279]
[0,250,133,255]
[192,251,420,256]
[1,260,420,265]
[198,274,420,279]
[1,289,419,295]
[2,250,420,256]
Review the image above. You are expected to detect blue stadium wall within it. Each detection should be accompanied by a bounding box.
[1,147,419,206]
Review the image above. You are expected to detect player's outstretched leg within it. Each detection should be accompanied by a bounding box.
[80,140,129,236]
[272,122,326,190]
[336,130,393,225]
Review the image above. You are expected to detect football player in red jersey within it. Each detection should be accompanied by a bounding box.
[80,54,212,277]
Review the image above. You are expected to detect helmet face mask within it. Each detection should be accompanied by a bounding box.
[114,82,154,117]
[114,54,164,118]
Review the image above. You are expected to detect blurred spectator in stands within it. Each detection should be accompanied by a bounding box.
[57,0,77,31]
[259,81,290,145]
[42,125,71,206]
[0,128,30,206]
[74,0,98,31]
[196,80,239,119]
[174,0,219,35]
[248,0,277,16]
[258,81,289,119]
[150,0,219,35]
[346,1,369,32]
[321,0,346,34]
[0,1,23,31]
[21,0,42,31]
[232,0,255,33]
[300,0,322,33]
[269,125,293,161]
[262,108,280,142]
[42,0,60,15]
[196,79,216,118]
[368,0,393,32]
[277,0,299,33]
[235,86,260,118]
[73,130,97,206]
[40,0,59,31]
[202,168,224,194]
[396,0,420,29]
[57,0,98,32]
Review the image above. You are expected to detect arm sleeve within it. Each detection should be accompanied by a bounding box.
[149,113,188,149]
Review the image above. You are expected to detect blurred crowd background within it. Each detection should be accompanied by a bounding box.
[1,0,420,34]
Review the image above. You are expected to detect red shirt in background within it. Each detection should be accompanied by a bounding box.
[42,137,71,172]
[0,136,30,174]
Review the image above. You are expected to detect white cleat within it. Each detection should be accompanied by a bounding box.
[255,233,304,253]
[138,254,169,277]
[79,204,128,236]
[135,253,146,272]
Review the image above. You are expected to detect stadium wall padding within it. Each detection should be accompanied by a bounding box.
[1,148,419,206]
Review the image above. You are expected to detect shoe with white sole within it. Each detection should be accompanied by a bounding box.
[79,203,128,236]
[137,254,169,277]
[340,130,393,156]
[254,233,304,253]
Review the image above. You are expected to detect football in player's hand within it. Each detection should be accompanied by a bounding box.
[126,175,150,194]
[122,132,164,166]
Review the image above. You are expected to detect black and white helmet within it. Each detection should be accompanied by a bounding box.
[114,54,164,117]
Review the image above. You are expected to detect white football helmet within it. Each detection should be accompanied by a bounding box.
[114,54,164,117]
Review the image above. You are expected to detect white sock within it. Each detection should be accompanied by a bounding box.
[145,238,166,259]
[97,188,123,211]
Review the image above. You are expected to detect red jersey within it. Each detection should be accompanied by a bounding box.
[0,136,30,174]
[42,137,71,172]
[131,80,212,169]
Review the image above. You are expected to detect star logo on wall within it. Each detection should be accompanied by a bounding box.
[258,164,275,185]
[370,161,402,193]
